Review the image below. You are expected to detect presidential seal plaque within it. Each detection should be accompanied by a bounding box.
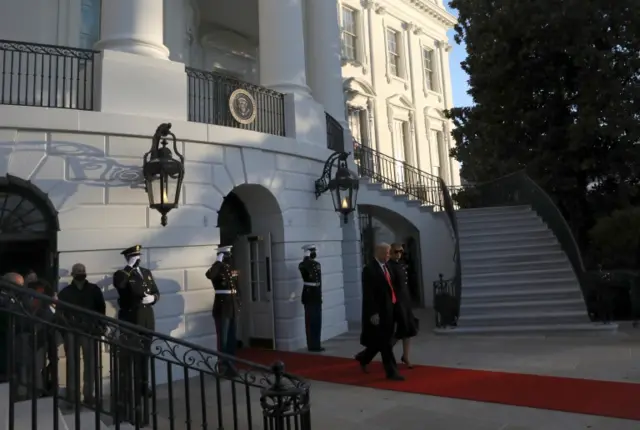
[229,89,257,125]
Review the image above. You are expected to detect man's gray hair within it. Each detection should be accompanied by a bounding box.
[3,272,24,286]
[375,242,391,250]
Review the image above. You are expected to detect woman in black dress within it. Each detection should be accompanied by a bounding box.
[388,243,418,368]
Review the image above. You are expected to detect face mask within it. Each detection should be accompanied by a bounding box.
[73,274,87,282]
[310,251,317,259]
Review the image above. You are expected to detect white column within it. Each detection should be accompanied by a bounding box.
[306,0,346,122]
[258,0,310,95]
[95,0,169,59]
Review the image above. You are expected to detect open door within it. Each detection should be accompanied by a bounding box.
[244,233,276,349]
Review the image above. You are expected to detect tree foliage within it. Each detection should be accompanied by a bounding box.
[447,0,640,244]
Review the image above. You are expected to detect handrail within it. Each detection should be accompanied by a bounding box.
[353,141,444,209]
[438,177,461,323]
[0,280,311,429]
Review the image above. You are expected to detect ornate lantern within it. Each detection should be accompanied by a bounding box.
[315,151,359,223]
[142,123,185,226]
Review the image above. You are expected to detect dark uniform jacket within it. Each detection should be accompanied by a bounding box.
[206,261,240,319]
[298,257,322,305]
[112,266,160,331]
[360,260,396,348]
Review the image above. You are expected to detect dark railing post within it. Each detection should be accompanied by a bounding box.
[261,361,311,430]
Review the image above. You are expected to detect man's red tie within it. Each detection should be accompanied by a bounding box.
[383,266,397,304]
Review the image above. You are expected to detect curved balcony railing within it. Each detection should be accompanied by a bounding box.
[0,40,98,110]
[186,67,286,136]
[0,279,311,430]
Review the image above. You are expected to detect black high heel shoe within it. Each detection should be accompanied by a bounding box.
[400,355,413,369]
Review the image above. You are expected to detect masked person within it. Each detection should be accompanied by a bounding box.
[58,263,106,407]
[299,244,324,352]
[206,245,240,376]
[112,245,160,426]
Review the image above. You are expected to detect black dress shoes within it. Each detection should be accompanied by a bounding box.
[354,354,369,373]
[386,374,405,381]
[308,346,326,352]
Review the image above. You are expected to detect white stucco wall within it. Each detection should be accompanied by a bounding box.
[0,106,349,354]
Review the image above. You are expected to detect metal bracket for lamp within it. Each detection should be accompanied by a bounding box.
[314,151,350,199]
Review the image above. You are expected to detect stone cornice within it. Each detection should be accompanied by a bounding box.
[401,0,458,28]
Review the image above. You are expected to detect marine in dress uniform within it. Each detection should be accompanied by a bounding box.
[298,244,324,352]
[112,245,160,426]
[206,245,240,375]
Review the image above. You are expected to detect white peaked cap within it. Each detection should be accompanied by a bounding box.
[216,245,233,254]
[301,244,317,251]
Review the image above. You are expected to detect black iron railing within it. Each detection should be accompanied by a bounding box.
[326,113,345,152]
[0,279,311,430]
[353,142,444,209]
[0,40,97,110]
[437,177,461,325]
[186,67,286,136]
[433,274,458,328]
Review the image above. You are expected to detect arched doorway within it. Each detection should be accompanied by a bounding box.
[0,174,59,288]
[216,184,285,350]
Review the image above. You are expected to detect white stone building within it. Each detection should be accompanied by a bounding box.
[0,0,458,353]
[339,0,460,185]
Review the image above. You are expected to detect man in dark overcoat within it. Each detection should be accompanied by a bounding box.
[355,242,404,381]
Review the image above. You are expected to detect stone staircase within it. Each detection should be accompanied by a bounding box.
[436,205,618,334]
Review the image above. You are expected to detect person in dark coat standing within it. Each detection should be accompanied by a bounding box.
[206,245,240,376]
[355,243,404,381]
[388,243,418,368]
[112,244,160,425]
[299,244,324,352]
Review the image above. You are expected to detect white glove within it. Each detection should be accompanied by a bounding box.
[127,256,141,268]
[370,314,380,326]
[142,293,155,305]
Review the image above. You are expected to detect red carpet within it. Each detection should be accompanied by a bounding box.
[239,349,640,421]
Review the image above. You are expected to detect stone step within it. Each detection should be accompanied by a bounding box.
[12,396,68,429]
[461,236,558,252]
[62,410,110,430]
[463,267,576,283]
[457,310,589,327]
[433,322,618,335]
[461,286,584,305]
[458,218,544,231]
[459,227,554,243]
[455,205,531,217]
[460,298,586,316]
[457,211,539,224]
[461,242,560,259]
[462,257,570,275]
[462,274,577,289]
[462,249,566,264]
[462,277,579,294]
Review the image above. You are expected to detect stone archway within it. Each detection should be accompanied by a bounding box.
[0,174,60,287]
[217,183,285,350]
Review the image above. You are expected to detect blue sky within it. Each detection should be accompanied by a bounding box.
[444,5,472,108]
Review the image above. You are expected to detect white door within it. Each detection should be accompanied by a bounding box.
[242,233,275,349]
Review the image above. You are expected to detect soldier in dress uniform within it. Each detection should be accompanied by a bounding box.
[112,244,160,426]
[206,245,240,376]
[299,244,324,352]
